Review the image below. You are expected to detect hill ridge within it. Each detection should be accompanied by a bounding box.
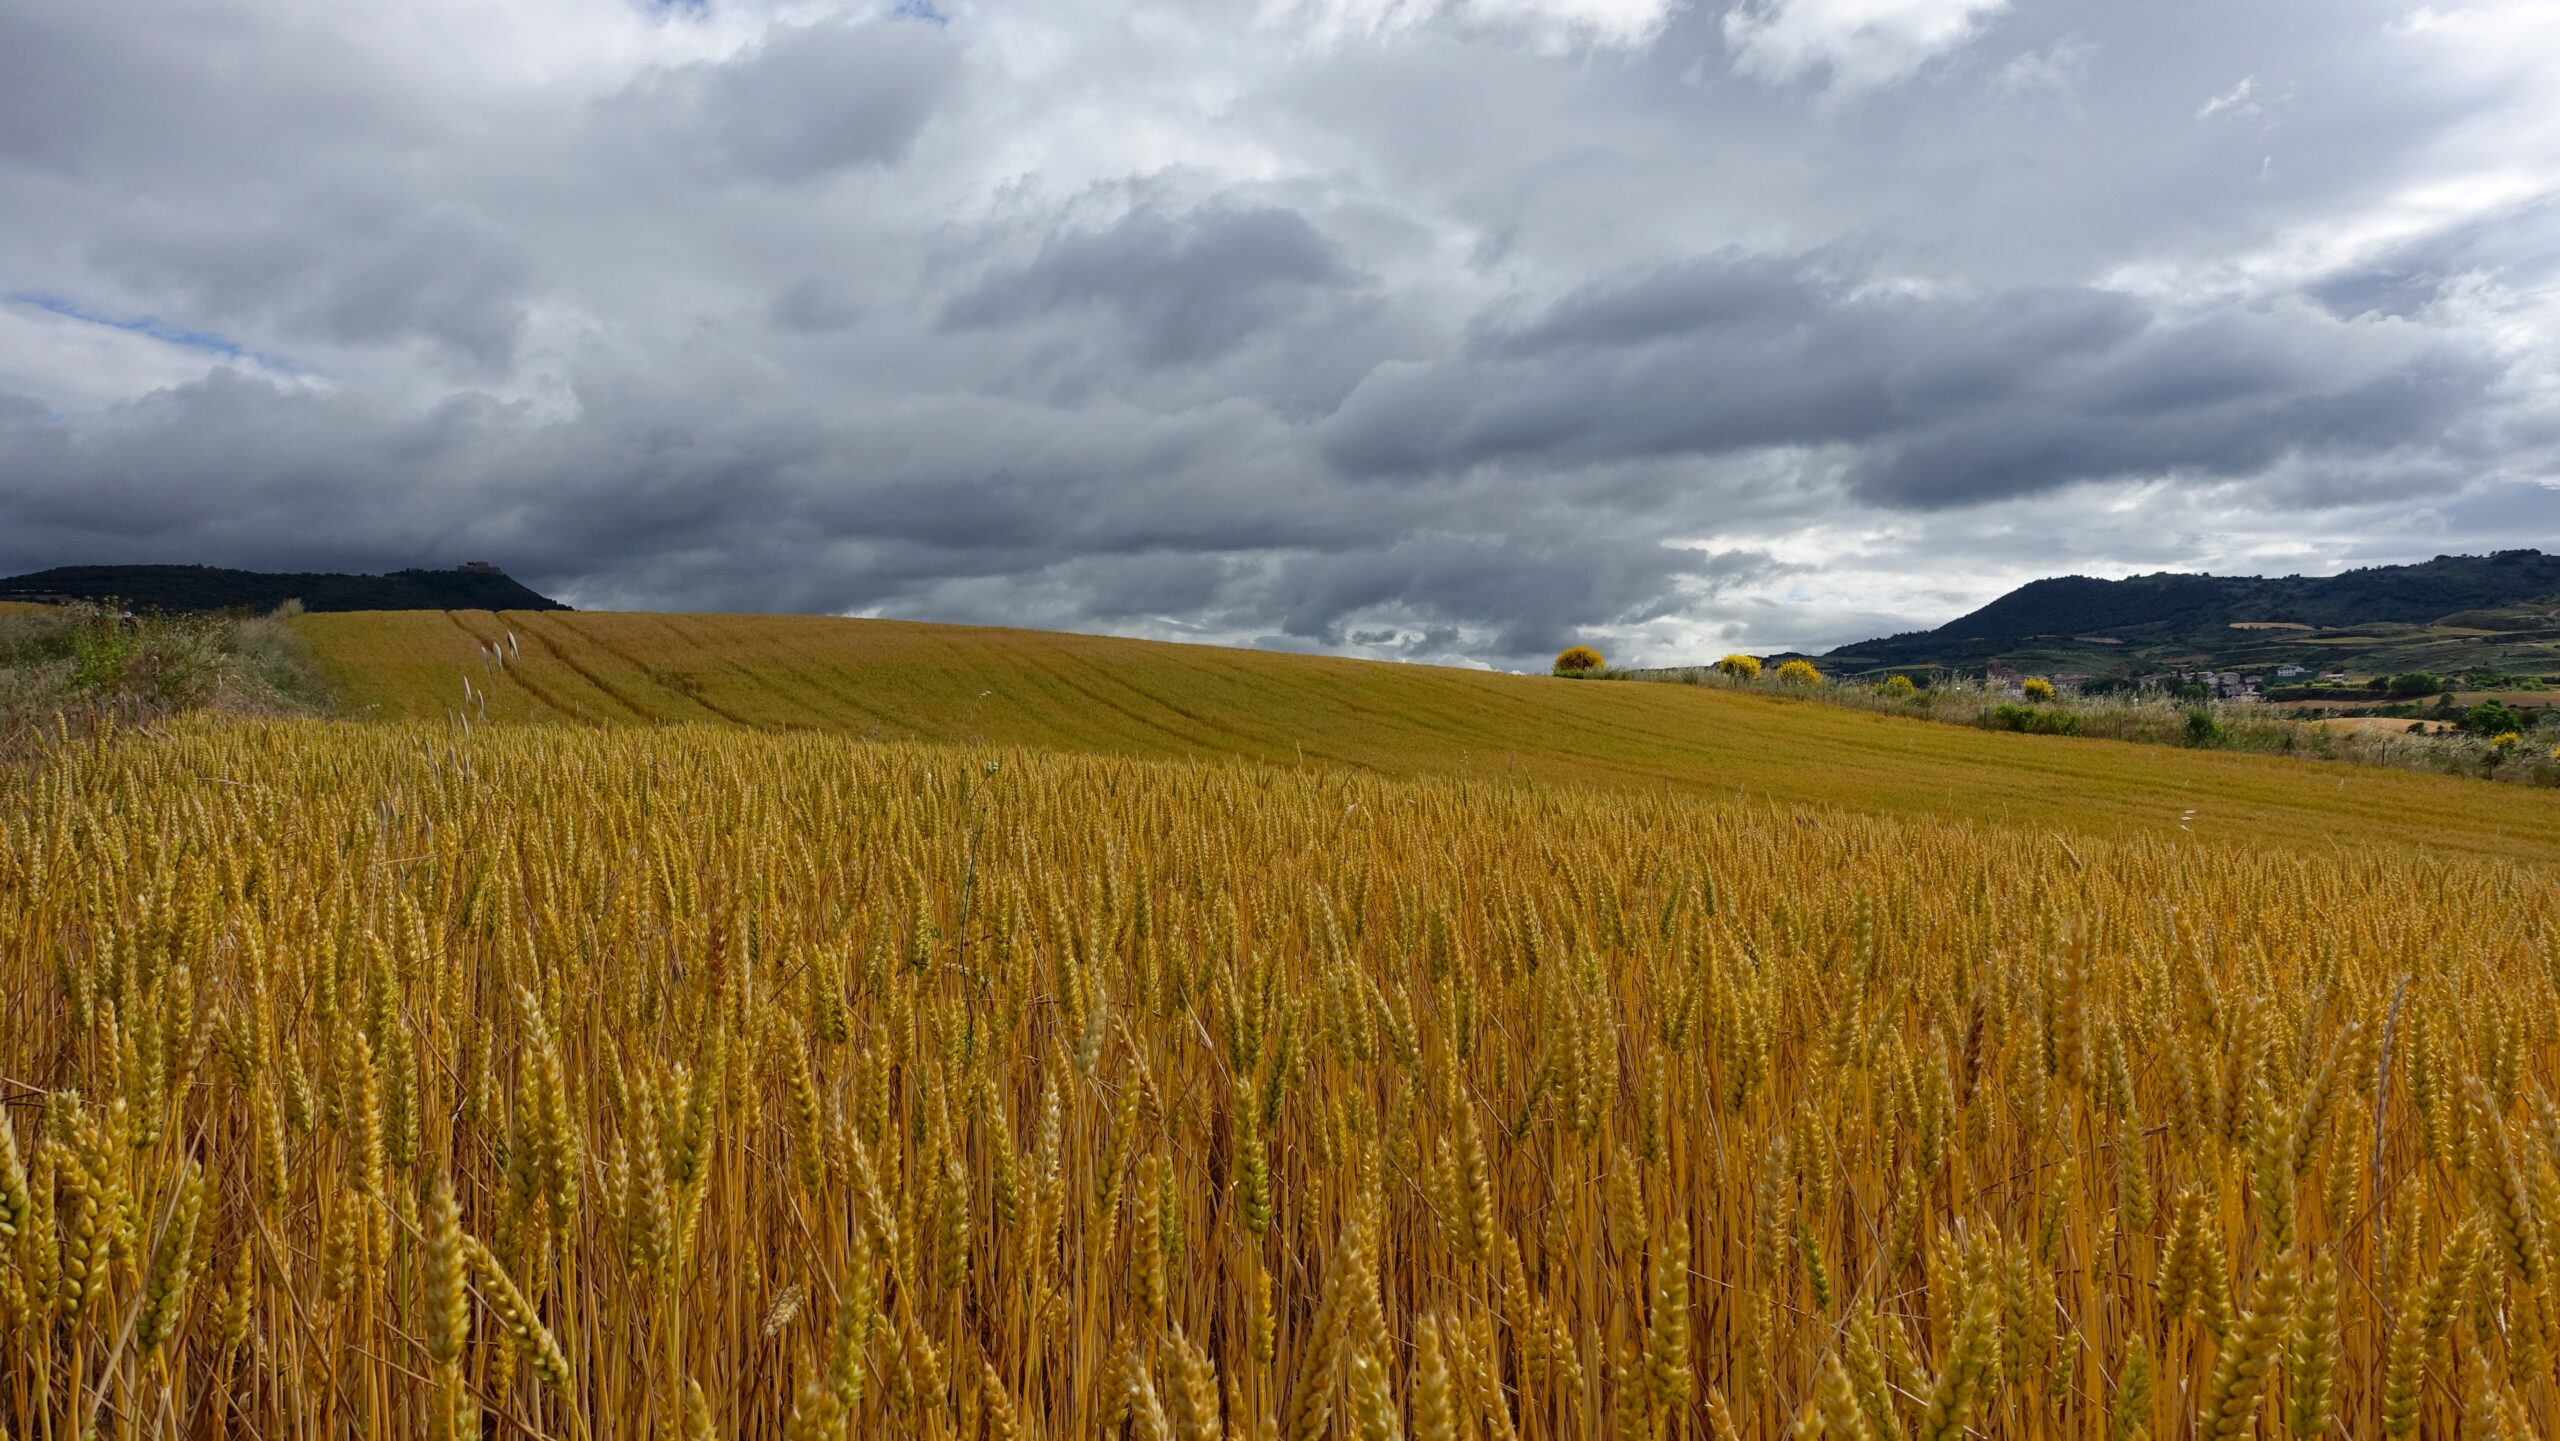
[0,562,568,614]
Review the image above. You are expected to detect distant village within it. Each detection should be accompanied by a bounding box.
[1984,662,2350,700]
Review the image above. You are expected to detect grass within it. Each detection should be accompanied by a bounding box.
[2,601,332,754]
[294,608,2560,863]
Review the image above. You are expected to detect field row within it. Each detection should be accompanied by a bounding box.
[292,609,2560,863]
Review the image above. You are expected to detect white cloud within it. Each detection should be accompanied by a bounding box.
[1260,0,1684,49]
[1723,0,2008,95]
[2196,76,2258,121]
[0,301,306,413]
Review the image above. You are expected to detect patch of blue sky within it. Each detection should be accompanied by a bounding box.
[892,0,949,25]
[3,292,300,376]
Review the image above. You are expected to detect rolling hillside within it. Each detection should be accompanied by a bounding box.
[1815,548,2560,679]
[295,608,2560,862]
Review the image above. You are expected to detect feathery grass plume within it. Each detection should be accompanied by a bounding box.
[2200,1250,2300,1439]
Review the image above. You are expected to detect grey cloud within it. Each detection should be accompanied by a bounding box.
[612,17,961,183]
[95,204,535,374]
[2308,197,2560,323]
[943,200,1357,367]
[1326,250,2513,511]
[767,276,863,333]
[4,0,2558,672]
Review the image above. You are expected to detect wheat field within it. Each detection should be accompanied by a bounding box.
[5,716,2558,1438]
[290,609,2560,863]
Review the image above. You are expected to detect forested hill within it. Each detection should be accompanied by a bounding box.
[1829,549,2560,671]
[0,563,567,614]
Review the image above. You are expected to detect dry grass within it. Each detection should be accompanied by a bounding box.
[288,609,2560,863]
[4,717,2560,1436]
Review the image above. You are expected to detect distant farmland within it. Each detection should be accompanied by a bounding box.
[295,608,2560,862]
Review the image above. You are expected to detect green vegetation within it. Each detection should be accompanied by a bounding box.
[2,601,332,752]
[1987,701,2082,736]
[2460,699,2528,737]
[1641,662,2560,789]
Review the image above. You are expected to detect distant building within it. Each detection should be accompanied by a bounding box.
[2275,664,2305,679]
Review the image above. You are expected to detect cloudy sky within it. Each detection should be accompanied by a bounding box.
[4,0,2557,668]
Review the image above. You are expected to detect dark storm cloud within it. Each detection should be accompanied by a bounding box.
[942,200,1358,367]
[1326,249,2513,510]
[3,0,2557,667]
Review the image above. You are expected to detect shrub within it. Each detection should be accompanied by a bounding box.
[1716,653,1762,682]
[2185,708,2229,748]
[2460,701,2525,737]
[68,615,139,693]
[1775,659,1822,687]
[1553,645,1605,678]
[1880,674,1917,699]
[2387,672,2444,699]
[1988,703,2084,736]
[2021,677,2055,701]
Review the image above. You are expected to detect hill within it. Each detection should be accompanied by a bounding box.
[294,607,2560,862]
[0,562,567,614]
[1819,549,2560,679]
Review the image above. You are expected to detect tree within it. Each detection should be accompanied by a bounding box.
[2386,672,2443,699]
[2459,700,2525,737]
[1776,659,1823,687]
[1553,646,1605,677]
[1716,654,1762,682]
